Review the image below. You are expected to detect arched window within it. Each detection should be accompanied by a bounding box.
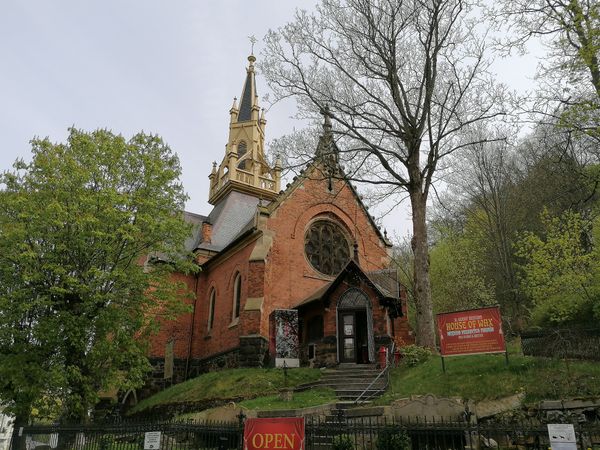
[232,273,242,320]
[237,142,247,170]
[207,288,216,332]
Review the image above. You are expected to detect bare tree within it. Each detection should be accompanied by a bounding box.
[489,0,599,136]
[442,126,525,329]
[262,0,507,347]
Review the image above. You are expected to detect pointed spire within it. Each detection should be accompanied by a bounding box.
[230,97,239,123]
[323,105,332,131]
[315,105,339,169]
[208,52,280,205]
[238,55,258,122]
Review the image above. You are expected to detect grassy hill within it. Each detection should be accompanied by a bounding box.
[379,347,600,405]
[129,345,600,415]
[128,367,324,415]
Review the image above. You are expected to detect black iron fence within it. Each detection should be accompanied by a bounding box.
[521,328,600,361]
[11,420,243,450]
[11,416,600,450]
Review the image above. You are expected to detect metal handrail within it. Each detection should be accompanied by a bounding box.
[353,341,395,405]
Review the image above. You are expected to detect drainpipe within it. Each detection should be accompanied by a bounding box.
[185,268,200,380]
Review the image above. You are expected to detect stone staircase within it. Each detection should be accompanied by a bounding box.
[320,363,387,404]
[296,364,389,448]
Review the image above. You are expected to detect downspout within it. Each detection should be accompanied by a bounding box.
[185,268,200,380]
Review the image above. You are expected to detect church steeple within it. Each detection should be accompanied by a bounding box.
[315,106,340,173]
[208,55,281,205]
[237,55,259,122]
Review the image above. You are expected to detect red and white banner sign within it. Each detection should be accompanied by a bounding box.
[243,417,305,450]
[437,306,506,357]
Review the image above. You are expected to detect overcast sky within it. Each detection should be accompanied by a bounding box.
[0,1,540,237]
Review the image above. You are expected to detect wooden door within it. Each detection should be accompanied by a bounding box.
[339,312,356,363]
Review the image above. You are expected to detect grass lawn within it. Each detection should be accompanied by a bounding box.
[128,367,321,415]
[130,342,600,416]
[378,345,600,405]
[239,387,336,410]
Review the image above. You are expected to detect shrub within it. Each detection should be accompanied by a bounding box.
[400,344,431,367]
[332,434,354,450]
[376,428,411,450]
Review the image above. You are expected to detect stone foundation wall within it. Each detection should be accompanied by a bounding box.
[187,348,240,377]
[300,334,394,368]
[299,336,337,368]
[142,357,188,399]
[239,335,269,367]
[141,337,270,401]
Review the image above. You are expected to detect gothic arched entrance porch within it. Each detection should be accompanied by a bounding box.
[337,288,375,364]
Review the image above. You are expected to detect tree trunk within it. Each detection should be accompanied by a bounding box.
[410,190,436,349]
[10,414,27,450]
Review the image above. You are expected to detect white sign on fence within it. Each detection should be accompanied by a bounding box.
[49,433,58,449]
[547,423,577,450]
[144,431,161,450]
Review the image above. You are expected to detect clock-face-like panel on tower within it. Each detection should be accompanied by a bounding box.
[304,220,351,276]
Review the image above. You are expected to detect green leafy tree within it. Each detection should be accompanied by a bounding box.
[0,129,195,425]
[516,209,600,325]
[429,221,495,315]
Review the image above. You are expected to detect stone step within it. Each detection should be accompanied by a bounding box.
[327,384,386,392]
[321,373,383,380]
[335,400,373,409]
[327,364,378,370]
[336,395,384,402]
[337,363,377,369]
[321,373,382,381]
[319,378,386,389]
[321,371,382,377]
[336,390,385,402]
[326,370,379,375]
[335,388,385,395]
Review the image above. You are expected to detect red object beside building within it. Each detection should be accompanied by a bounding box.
[244,418,305,450]
[437,306,506,357]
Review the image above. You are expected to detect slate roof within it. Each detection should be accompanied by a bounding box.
[183,211,208,252]
[294,260,401,310]
[237,69,254,122]
[368,268,400,299]
[195,191,260,252]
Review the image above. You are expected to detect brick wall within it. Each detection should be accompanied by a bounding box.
[148,272,196,359]
[190,241,256,359]
[263,173,394,337]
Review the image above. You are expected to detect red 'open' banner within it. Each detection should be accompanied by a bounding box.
[243,417,305,450]
[437,306,506,357]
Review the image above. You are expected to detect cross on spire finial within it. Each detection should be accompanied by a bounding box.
[248,35,257,55]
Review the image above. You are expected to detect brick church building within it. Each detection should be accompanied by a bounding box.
[146,54,412,388]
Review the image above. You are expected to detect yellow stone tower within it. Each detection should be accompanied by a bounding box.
[208,55,282,205]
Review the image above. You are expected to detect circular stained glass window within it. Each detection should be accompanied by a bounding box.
[304,220,351,276]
